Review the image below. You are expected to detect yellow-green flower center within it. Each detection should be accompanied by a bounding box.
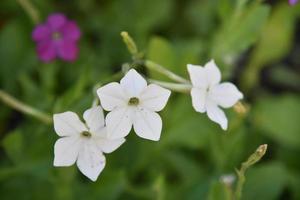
[81,131,91,138]
[128,97,139,106]
[52,32,61,40]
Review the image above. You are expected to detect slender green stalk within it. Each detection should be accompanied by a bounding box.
[0,90,52,124]
[17,0,40,24]
[235,144,268,200]
[149,79,191,93]
[145,60,190,84]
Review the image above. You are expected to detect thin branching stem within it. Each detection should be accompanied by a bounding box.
[144,60,190,84]
[149,79,191,93]
[0,90,52,124]
[17,0,40,24]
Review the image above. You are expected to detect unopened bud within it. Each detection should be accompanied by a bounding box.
[246,144,268,166]
[233,101,248,115]
[121,31,138,56]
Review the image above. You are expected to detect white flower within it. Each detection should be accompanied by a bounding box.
[187,60,243,130]
[97,69,171,141]
[53,106,125,181]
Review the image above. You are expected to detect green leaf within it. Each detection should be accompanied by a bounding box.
[147,36,176,80]
[242,3,296,91]
[162,96,217,149]
[2,130,24,164]
[212,3,270,74]
[0,19,35,91]
[241,162,288,200]
[207,181,232,200]
[253,94,300,148]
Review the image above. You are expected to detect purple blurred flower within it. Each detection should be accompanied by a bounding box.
[32,13,81,62]
[289,0,298,5]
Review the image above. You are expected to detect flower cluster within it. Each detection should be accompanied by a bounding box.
[53,69,171,181]
[53,60,243,181]
[32,13,81,62]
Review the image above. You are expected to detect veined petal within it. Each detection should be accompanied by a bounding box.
[97,82,127,111]
[187,64,208,88]
[140,84,171,112]
[54,136,81,166]
[190,88,207,113]
[204,59,221,87]
[133,108,162,141]
[76,140,106,181]
[209,82,243,108]
[120,69,147,97]
[94,137,126,154]
[53,111,87,136]
[206,101,228,130]
[83,106,105,134]
[105,107,133,139]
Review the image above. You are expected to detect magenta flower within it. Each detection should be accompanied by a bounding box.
[289,0,298,5]
[32,13,81,62]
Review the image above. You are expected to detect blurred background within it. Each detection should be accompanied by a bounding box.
[0,0,300,199]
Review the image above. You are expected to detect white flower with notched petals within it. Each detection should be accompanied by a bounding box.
[187,60,243,130]
[53,106,125,181]
[97,69,171,141]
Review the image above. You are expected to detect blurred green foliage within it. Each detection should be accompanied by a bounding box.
[0,0,300,199]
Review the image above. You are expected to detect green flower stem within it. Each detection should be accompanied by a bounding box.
[0,90,52,124]
[235,144,268,200]
[149,79,191,93]
[144,60,190,84]
[17,0,40,24]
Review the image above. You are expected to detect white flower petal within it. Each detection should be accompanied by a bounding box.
[209,82,243,108]
[120,69,147,97]
[206,101,228,130]
[76,140,106,181]
[133,108,162,141]
[204,59,221,87]
[97,82,127,111]
[190,88,207,113]
[94,137,126,154]
[53,112,87,136]
[83,106,105,134]
[140,84,171,112]
[54,136,81,166]
[105,107,133,139]
[187,64,208,88]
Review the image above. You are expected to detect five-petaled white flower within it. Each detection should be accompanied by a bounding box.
[53,106,125,181]
[187,60,243,130]
[97,69,171,141]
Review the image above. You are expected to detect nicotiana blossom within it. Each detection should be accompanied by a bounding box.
[187,60,243,130]
[53,106,125,181]
[32,13,81,62]
[289,0,298,5]
[97,69,171,141]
